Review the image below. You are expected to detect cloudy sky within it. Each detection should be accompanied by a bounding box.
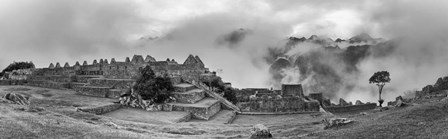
[1,0,448,90]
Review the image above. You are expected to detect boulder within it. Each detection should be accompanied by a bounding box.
[250,124,272,139]
[323,118,353,129]
[4,93,29,105]
[395,99,405,107]
[396,96,403,101]
[394,96,406,107]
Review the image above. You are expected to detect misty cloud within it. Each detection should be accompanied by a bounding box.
[1,0,448,103]
[216,28,252,48]
[0,0,147,68]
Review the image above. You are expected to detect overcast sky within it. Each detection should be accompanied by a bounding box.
[1,0,448,88]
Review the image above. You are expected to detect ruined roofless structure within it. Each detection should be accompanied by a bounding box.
[35,54,208,79]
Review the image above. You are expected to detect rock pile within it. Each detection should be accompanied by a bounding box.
[118,89,174,111]
[387,96,408,107]
[250,124,273,139]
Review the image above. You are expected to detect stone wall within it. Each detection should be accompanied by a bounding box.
[30,54,209,81]
[281,84,304,97]
[27,80,70,89]
[87,78,135,89]
[9,69,33,80]
[78,103,121,115]
[235,88,277,102]
[242,96,320,112]
[29,75,73,82]
[324,103,377,113]
[73,75,103,83]
[172,101,221,120]
[0,80,27,85]
[102,62,142,79]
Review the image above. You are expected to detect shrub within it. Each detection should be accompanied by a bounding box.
[202,77,225,91]
[223,88,238,104]
[133,66,174,103]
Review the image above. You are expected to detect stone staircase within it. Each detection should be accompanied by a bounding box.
[168,83,222,120]
[181,77,241,113]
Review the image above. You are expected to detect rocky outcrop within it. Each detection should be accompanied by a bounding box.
[323,118,353,129]
[417,76,448,98]
[250,124,272,139]
[3,93,29,105]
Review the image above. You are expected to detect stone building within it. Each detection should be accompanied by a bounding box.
[25,54,209,90]
[281,84,304,98]
[238,84,320,113]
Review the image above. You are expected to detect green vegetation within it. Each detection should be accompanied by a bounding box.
[223,88,238,104]
[201,76,237,104]
[133,66,174,104]
[369,71,391,107]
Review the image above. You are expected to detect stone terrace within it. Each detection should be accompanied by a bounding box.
[169,83,224,121]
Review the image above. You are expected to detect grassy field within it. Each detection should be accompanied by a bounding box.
[1,85,448,138]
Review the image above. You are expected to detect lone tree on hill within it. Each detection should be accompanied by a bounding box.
[133,65,174,104]
[369,71,391,107]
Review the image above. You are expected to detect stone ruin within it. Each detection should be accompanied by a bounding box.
[416,76,448,99]
[2,54,244,122]
[308,93,377,113]
[238,84,320,113]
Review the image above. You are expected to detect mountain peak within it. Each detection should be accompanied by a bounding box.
[349,33,374,43]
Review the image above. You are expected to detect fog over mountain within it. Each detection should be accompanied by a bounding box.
[1,0,448,102]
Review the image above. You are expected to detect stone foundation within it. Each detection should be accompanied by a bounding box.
[244,97,320,113]
[170,98,221,120]
[172,89,205,104]
[87,78,135,89]
[0,80,27,85]
[174,83,196,92]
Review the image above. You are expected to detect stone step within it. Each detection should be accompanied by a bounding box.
[74,75,104,83]
[70,82,87,89]
[172,89,206,104]
[74,86,111,98]
[174,83,196,92]
[189,110,236,124]
[169,97,221,120]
